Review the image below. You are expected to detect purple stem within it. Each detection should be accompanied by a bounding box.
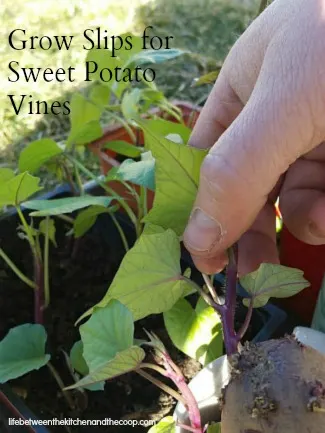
[162,352,203,433]
[211,246,239,356]
[34,256,44,325]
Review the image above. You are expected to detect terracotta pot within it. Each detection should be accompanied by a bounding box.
[279,226,325,323]
[88,101,201,214]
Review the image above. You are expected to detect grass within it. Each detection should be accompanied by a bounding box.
[0,0,259,169]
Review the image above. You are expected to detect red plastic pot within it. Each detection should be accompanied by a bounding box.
[88,101,201,213]
[279,226,325,323]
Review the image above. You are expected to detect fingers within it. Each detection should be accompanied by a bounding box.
[280,143,325,244]
[237,202,280,277]
[183,0,325,273]
[188,71,244,150]
[183,46,317,271]
[237,179,283,276]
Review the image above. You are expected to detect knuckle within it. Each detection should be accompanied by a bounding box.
[201,151,250,196]
[200,153,224,194]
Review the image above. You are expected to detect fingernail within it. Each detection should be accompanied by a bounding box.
[309,222,325,239]
[184,208,223,252]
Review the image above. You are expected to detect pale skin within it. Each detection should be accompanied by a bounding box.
[183,0,325,277]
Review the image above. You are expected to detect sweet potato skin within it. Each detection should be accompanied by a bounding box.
[221,337,325,433]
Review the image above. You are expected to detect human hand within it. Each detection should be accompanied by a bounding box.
[183,0,325,276]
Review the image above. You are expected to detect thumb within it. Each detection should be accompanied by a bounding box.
[183,71,317,270]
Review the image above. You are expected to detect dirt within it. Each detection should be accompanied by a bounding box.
[0,214,201,433]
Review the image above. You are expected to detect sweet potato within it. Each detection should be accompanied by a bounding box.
[221,337,325,432]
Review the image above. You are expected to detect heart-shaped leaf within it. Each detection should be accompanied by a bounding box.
[240,263,310,308]
[79,229,191,322]
[138,119,207,235]
[70,341,105,391]
[73,204,118,238]
[106,151,155,190]
[164,297,222,366]
[66,300,145,390]
[80,300,135,371]
[18,138,63,173]
[0,324,50,383]
[65,345,145,390]
[23,196,113,217]
[67,93,102,146]
[0,172,42,207]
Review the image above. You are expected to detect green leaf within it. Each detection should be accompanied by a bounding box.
[103,140,142,158]
[111,79,130,99]
[121,88,142,121]
[80,230,191,321]
[142,224,166,235]
[194,69,220,86]
[65,345,145,390]
[69,300,139,391]
[207,423,221,433]
[117,33,143,64]
[148,416,176,433]
[0,172,42,207]
[130,49,185,67]
[39,218,57,246]
[312,276,325,333]
[73,205,115,238]
[142,118,191,143]
[240,263,310,308]
[81,300,135,371]
[140,89,166,113]
[0,324,50,383]
[23,196,113,217]
[89,84,111,108]
[70,341,88,376]
[70,341,105,391]
[138,119,207,235]
[164,298,222,366]
[67,93,102,146]
[165,134,183,144]
[106,151,155,190]
[86,49,119,82]
[18,139,63,174]
[0,168,15,183]
[86,43,134,97]
[120,88,166,121]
